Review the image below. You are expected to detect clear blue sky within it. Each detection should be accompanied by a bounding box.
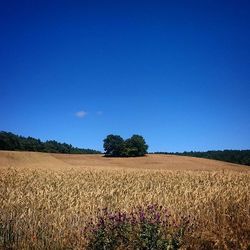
[1,1,250,152]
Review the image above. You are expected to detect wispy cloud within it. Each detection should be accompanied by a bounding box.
[75,110,87,118]
[97,111,103,115]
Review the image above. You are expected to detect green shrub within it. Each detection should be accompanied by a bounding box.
[83,204,192,250]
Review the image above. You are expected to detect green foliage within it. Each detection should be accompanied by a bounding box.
[103,135,126,157]
[155,150,250,166]
[84,205,191,250]
[125,135,148,157]
[0,131,101,154]
[103,134,148,157]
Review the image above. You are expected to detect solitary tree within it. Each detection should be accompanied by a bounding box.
[103,134,125,157]
[103,134,148,157]
[125,135,148,156]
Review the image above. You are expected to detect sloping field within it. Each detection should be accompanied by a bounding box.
[0,151,249,249]
[0,150,71,170]
[0,150,249,171]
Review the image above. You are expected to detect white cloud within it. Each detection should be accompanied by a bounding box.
[75,110,87,118]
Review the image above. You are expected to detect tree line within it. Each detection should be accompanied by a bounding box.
[154,150,250,166]
[0,131,101,154]
[103,134,148,157]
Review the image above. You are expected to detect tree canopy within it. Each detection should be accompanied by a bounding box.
[0,131,101,154]
[154,150,250,166]
[103,134,148,157]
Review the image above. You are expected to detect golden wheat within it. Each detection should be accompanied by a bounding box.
[0,165,249,249]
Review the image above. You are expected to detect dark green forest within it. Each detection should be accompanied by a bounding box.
[154,150,250,166]
[1,131,249,165]
[0,131,101,154]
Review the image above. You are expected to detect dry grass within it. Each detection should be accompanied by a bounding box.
[0,151,249,171]
[0,151,250,249]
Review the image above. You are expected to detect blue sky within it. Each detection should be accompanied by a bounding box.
[0,0,250,152]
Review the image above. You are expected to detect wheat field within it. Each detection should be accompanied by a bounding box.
[0,151,250,249]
